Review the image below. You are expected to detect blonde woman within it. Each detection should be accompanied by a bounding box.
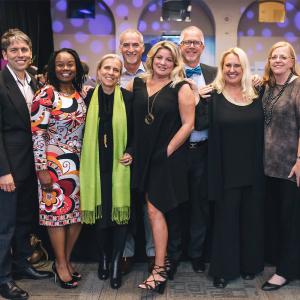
[126,40,195,293]
[207,47,264,288]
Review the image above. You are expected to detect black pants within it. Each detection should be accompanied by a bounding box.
[0,175,37,283]
[95,224,128,260]
[167,143,209,260]
[265,176,300,279]
[209,186,264,280]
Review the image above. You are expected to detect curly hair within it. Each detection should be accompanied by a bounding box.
[140,40,185,87]
[47,48,85,92]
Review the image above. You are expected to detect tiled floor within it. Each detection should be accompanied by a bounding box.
[5,262,300,300]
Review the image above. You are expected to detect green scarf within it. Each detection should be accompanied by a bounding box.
[80,85,130,224]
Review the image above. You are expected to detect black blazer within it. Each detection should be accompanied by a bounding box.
[194,63,218,131]
[0,67,37,182]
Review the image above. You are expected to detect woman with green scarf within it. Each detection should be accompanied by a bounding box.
[80,54,133,289]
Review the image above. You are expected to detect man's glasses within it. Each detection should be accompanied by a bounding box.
[269,55,293,61]
[181,40,203,47]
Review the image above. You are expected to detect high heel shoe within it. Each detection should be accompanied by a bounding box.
[52,262,78,289]
[72,272,82,281]
[138,265,168,294]
[98,253,109,280]
[110,252,122,289]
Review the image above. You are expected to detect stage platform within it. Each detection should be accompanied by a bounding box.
[6,262,300,300]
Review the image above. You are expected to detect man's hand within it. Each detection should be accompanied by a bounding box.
[0,174,16,192]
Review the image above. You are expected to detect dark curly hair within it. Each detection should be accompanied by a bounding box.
[47,48,84,92]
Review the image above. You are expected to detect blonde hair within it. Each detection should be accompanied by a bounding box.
[140,40,185,87]
[263,41,300,86]
[96,54,123,83]
[119,28,144,45]
[213,47,257,101]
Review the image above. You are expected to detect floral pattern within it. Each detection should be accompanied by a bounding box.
[31,85,86,226]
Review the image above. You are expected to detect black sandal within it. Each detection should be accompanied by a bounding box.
[138,265,167,294]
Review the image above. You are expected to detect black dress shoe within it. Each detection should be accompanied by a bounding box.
[191,258,206,273]
[261,280,290,291]
[213,277,228,289]
[241,273,255,280]
[120,257,133,276]
[165,257,178,280]
[0,281,29,300]
[13,266,53,280]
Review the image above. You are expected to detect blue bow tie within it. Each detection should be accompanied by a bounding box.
[186,66,202,78]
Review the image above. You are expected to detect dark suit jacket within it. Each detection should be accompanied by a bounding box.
[0,66,37,182]
[194,63,217,131]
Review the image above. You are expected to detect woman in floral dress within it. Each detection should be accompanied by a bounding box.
[31,48,86,288]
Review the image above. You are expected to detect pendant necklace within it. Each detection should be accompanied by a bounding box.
[145,81,170,125]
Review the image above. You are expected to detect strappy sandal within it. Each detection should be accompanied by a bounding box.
[138,265,168,294]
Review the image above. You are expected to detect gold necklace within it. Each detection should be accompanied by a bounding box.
[145,81,171,125]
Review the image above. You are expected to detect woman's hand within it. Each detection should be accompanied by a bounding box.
[199,84,214,98]
[37,170,53,192]
[119,153,133,166]
[81,85,93,98]
[288,160,300,187]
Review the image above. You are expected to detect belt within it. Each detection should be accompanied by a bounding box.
[189,140,208,149]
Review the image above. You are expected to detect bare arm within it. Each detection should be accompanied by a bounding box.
[167,84,195,157]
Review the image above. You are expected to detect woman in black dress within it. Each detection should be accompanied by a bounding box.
[80,54,133,289]
[207,47,264,288]
[126,41,195,293]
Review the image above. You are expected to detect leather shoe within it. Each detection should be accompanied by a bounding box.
[213,277,228,289]
[241,273,255,280]
[0,281,29,300]
[120,257,133,275]
[13,266,53,280]
[261,280,290,291]
[165,257,178,280]
[191,258,206,273]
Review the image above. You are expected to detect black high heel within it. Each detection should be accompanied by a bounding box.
[52,262,78,289]
[138,265,168,294]
[110,252,122,289]
[72,271,82,281]
[98,253,109,280]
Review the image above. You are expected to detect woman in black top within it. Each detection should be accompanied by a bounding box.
[80,54,133,289]
[126,41,195,293]
[207,47,264,288]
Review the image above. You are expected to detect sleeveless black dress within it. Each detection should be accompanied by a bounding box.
[132,77,189,213]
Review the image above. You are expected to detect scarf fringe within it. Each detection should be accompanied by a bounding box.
[81,205,102,224]
[112,207,130,225]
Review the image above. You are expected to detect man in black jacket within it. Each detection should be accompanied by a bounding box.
[0,28,52,300]
[166,26,217,278]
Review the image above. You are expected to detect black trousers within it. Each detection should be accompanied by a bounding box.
[209,186,264,280]
[265,176,300,279]
[0,175,38,283]
[166,143,209,260]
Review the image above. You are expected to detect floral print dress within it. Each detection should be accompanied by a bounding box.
[31,85,86,226]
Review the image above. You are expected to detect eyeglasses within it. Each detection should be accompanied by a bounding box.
[121,42,143,49]
[181,40,203,47]
[269,55,293,61]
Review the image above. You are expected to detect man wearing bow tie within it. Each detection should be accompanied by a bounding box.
[166,26,217,278]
